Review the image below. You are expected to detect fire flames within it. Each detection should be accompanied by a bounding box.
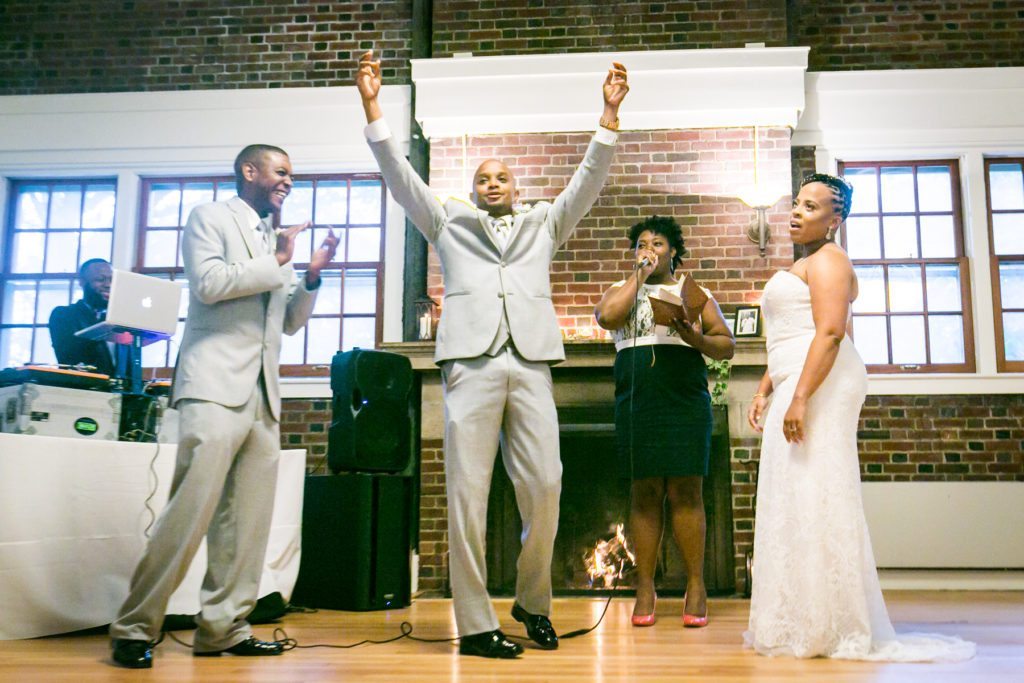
[584,523,635,588]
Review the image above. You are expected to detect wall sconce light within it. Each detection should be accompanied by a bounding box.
[736,126,784,257]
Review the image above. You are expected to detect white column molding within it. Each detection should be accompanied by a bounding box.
[411,47,809,137]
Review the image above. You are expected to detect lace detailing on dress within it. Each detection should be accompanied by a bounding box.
[743,271,975,662]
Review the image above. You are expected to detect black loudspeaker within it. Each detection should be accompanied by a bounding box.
[328,349,413,474]
[291,473,412,611]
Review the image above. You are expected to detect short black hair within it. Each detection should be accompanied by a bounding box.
[627,215,687,271]
[234,144,288,189]
[78,258,109,280]
[802,173,854,221]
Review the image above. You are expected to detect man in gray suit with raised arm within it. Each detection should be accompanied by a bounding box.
[357,50,628,659]
[108,144,338,669]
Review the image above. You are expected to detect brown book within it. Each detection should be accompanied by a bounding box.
[647,278,709,326]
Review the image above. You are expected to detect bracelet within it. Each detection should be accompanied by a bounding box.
[599,116,620,131]
[752,393,766,399]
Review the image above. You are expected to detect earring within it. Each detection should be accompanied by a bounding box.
[826,226,835,241]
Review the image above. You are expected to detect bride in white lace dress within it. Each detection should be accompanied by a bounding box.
[743,174,975,661]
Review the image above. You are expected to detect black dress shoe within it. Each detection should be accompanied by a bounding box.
[458,629,524,659]
[511,602,559,650]
[111,638,153,669]
[194,636,285,657]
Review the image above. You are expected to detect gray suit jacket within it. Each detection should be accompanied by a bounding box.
[171,196,317,421]
[370,134,615,364]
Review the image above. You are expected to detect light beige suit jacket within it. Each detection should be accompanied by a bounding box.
[171,196,316,421]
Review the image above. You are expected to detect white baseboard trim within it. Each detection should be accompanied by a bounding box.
[878,569,1024,591]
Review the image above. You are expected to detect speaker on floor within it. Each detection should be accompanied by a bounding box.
[291,473,412,611]
[328,349,413,474]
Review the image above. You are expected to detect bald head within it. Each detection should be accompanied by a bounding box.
[472,159,518,218]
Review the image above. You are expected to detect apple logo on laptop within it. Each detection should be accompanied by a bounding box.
[141,296,153,309]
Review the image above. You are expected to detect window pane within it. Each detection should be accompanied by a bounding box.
[33,327,56,365]
[291,228,314,265]
[80,231,112,265]
[916,166,952,213]
[11,232,45,273]
[350,180,382,224]
[989,163,1024,211]
[15,187,49,230]
[280,328,306,365]
[2,281,37,324]
[844,167,878,214]
[992,213,1024,255]
[891,315,927,364]
[344,270,377,314]
[928,315,965,364]
[315,181,347,225]
[147,184,182,227]
[853,265,886,313]
[1003,312,1024,361]
[880,167,916,213]
[925,264,962,312]
[852,316,889,364]
[181,183,215,224]
[888,264,923,312]
[845,216,881,259]
[306,317,341,364]
[348,227,381,262]
[999,263,1024,309]
[142,340,166,368]
[215,181,237,201]
[342,316,376,352]
[0,328,33,367]
[145,230,179,268]
[312,271,341,316]
[281,181,314,226]
[919,215,957,258]
[882,216,918,259]
[45,232,79,273]
[82,186,116,229]
[37,280,73,324]
[49,185,82,229]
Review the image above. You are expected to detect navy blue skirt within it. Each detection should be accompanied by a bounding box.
[614,344,712,479]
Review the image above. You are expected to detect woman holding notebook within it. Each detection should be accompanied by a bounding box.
[595,215,734,628]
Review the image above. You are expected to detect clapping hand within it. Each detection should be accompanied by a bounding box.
[306,227,339,286]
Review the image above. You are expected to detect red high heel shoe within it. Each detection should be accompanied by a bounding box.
[630,595,656,627]
[682,593,708,628]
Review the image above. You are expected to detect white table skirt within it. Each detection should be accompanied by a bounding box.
[0,433,305,640]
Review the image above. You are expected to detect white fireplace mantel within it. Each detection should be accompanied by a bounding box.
[410,46,810,138]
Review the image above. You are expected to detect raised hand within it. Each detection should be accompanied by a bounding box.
[356,50,382,102]
[603,62,629,110]
[274,221,311,266]
[307,227,340,284]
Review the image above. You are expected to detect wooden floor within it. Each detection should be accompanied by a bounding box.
[2,592,1021,682]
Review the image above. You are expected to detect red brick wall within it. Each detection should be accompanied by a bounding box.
[0,1,413,94]
[432,0,788,57]
[418,440,450,593]
[426,127,794,333]
[790,2,1024,71]
[729,394,1024,594]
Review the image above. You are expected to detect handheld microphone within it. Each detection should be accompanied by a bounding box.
[637,257,651,269]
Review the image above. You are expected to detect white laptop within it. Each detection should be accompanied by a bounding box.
[75,270,182,345]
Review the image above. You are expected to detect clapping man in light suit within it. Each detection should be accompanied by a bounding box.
[109,144,338,669]
[357,50,628,659]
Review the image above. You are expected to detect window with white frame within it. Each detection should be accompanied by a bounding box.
[1,179,117,367]
[985,159,1024,372]
[136,173,385,374]
[839,161,975,373]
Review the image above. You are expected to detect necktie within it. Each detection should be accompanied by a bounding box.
[492,215,510,245]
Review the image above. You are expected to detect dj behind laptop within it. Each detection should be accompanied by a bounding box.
[0,270,182,443]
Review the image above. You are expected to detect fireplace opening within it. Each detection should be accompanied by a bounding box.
[485,404,734,596]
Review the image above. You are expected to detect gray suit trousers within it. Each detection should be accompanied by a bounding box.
[442,348,563,636]
[109,381,279,651]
